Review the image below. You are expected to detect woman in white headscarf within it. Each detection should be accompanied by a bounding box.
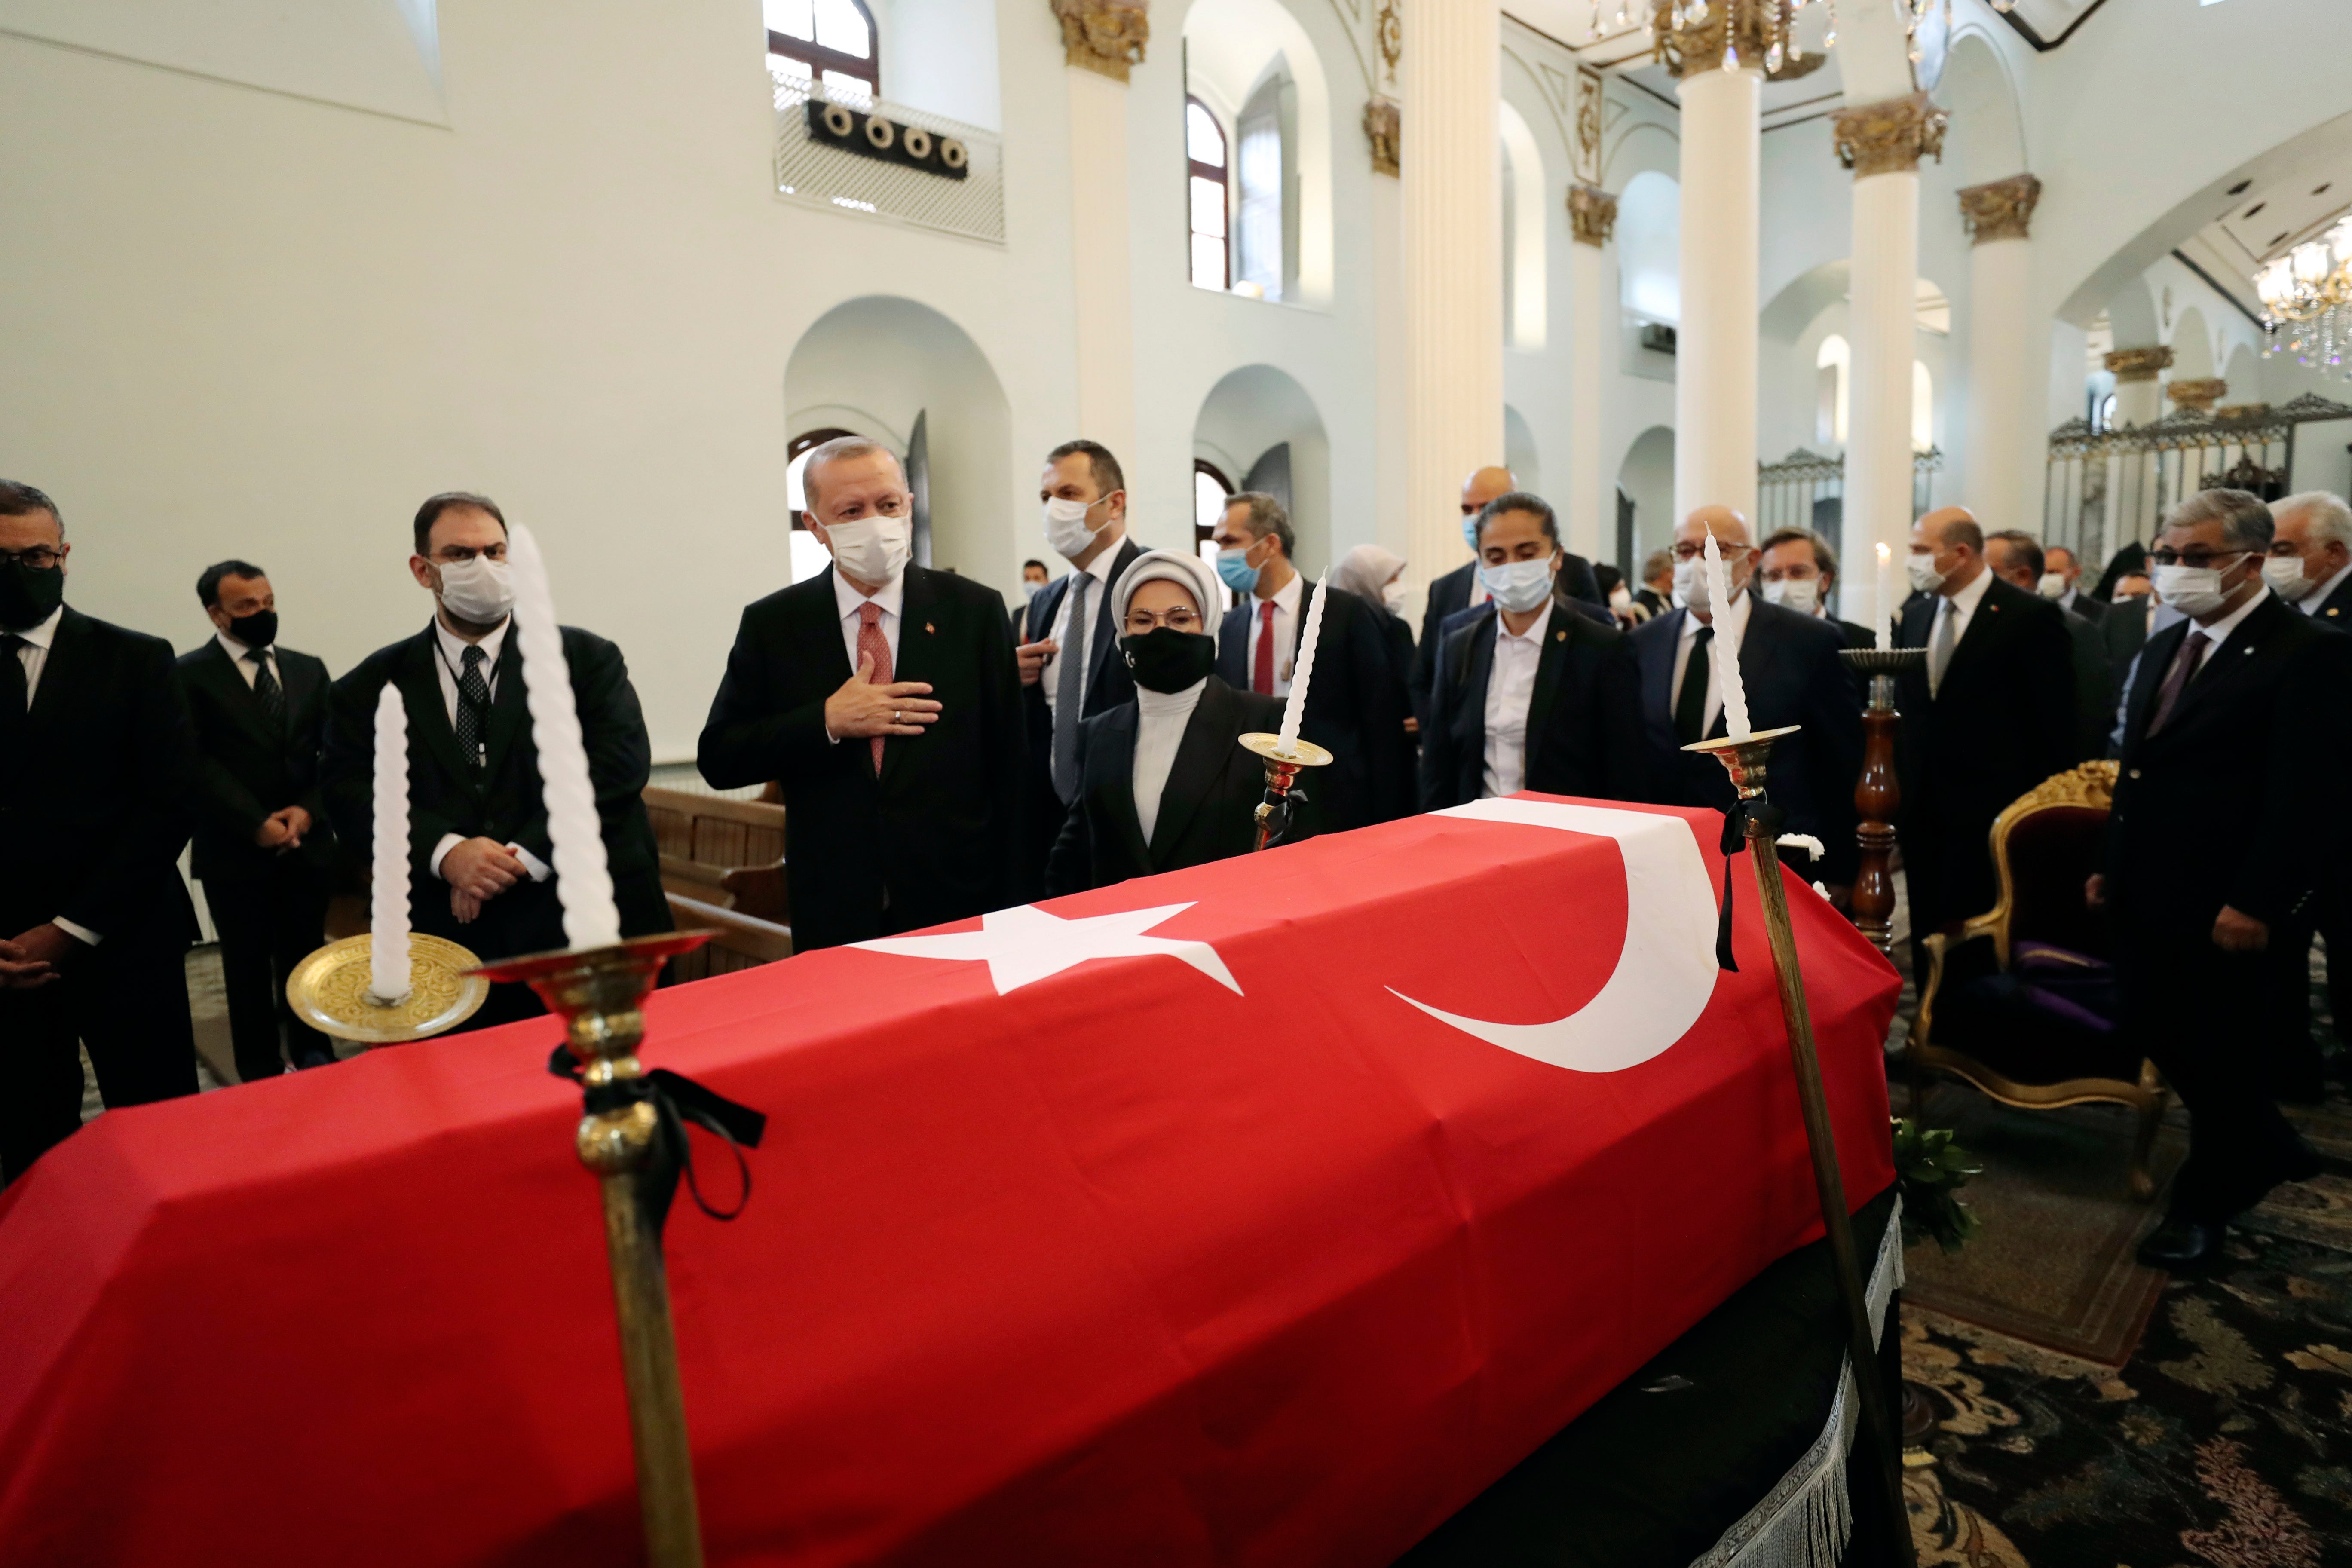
[1044,550,1313,894]
[1330,543,1421,754]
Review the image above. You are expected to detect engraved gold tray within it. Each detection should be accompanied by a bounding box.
[286,932,490,1044]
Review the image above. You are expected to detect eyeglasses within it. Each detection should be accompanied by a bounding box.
[1668,541,1744,562]
[0,546,62,570]
[1124,608,1206,634]
[432,543,508,563]
[2147,548,2251,570]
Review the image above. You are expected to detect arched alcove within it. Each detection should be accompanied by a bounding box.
[1617,425,1676,567]
[784,295,1013,579]
[2224,342,2264,403]
[2171,305,2216,379]
[1939,31,2026,187]
[1618,171,1681,327]
[1181,0,1334,307]
[1498,100,1547,351]
[1194,363,1331,570]
[1504,403,1542,495]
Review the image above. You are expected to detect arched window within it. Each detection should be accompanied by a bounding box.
[766,0,877,101]
[1912,361,1936,453]
[788,427,865,583]
[1195,460,1235,606]
[1187,98,1229,292]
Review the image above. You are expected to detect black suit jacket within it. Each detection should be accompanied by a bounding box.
[0,607,198,948]
[2060,606,2113,766]
[2311,570,2352,631]
[700,565,1025,952]
[1893,575,2079,928]
[2061,590,2108,626]
[1412,554,1603,719]
[1629,599,1865,884]
[323,621,669,962]
[1044,677,1298,895]
[1834,618,1877,651]
[1634,587,1670,619]
[2101,595,2157,698]
[1420,603,1646,811]
[1018,539,1144,893]
[1216,579,1408,830]
[2109,595,2352,943]
[177,639,336,885]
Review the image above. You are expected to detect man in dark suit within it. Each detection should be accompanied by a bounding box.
[1015,441,1144,897]
[701,439,1025,952]
[2269,492,2352,1066]
[0,481,201,1182]
[1412,466,1604,724]
[1894,507,2078,955]
[179,560,337,1080]
[2041,545,2107,624]
[1421,494,1647,810]
[1758,526,1877,650]
[1213,491,1409,830]
[1046,552,1298,893]
[1986,530,2112,766]
[1629,506,1864,890]
[323,493,670,1029]
[1633,550,1675,620]
[2097,489,2352,1269]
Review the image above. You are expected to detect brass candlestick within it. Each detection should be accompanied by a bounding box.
[1238,732,1333,851]
[472,929,718,1568]
[285,932,489,1045]
[1838,648,1928,961]
[1685,725,1915,1568]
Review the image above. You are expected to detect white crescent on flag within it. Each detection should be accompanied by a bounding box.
[1387,798,1721,1073]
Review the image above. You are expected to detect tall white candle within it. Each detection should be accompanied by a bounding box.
[1875,541,1893,640]
[367,683,412,1004]
[1277,567,1331,756]
[1702,530,1753,741]
[506,522,624,951]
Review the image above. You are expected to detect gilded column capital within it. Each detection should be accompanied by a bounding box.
[1957,173,2041,244]
[1051,0,1148,82]
[1363,97,1400,177]
[1568,184,1617,247]
[1833,92,1948,179]
[2167,377,2227,413]
[2104,346,2174,383]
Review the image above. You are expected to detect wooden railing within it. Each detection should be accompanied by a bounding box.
[645,784,792,974]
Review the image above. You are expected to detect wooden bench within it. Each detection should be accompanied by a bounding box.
[643,786,790,926]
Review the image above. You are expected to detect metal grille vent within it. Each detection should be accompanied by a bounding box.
[772,76,1004,246]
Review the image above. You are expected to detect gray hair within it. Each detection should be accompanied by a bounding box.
[2165,487,2273,552]
[2274,490,2352,548]
[0,479,62,535]
[1225,491,1296,560]
[801,436,900,514]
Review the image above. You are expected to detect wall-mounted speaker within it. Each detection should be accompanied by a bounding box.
[804,100,968,182]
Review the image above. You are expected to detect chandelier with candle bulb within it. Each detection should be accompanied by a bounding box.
[1593,0,2013,77]
[2257,216,2352,380]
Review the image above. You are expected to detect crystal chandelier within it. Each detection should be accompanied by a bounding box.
[1623,0,2008,73]
[2257,216,2352,379]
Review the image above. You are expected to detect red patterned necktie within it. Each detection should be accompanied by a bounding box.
[858,600,890,776]
[1253,600,1277,696]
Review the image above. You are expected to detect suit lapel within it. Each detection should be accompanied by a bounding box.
[2161,597,2283,732]
[1457,615,1499,755]
[402,626,475,790]
[1085,540,1140,703]
[1525,610,1573,749]
[1216,606,1250,687]
[1146,680,1231,861]
[23,606,90,745]
[880,570,936,790]
[1093,705,1151,870]
[2124,619,2184,748]
[482,628,532,787]
[1938,580,2009,692]
[191,641,273,741]
[1637,609,1680,744]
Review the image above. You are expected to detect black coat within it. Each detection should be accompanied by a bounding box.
[1412,553,1604,719]
[1216,579,1409,830]
[1044,677,1298,895]
[700,565,1025,952]
[2101,594,2158,700]
[1419,603,1646,811]
[1634,587,1671,619]
[2108,594,2352,940]
[1018,538,1143,888]
[2061,590,2108,625]
[0,606,198,949]
[1893,574,2079,931]
[2061,606,2114,765]
[176,639,336,885]
[1629,599,1865,885]
[322,621,670,962]
[1834,618,1877,651]
[2312,570,2352,631]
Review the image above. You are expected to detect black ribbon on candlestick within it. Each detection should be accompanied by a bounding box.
[548,1047,768,1241]
[1257,784,1311,851]
[1712,798,1784,972]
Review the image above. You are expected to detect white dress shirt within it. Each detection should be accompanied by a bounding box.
[1040,545,1120,721]
[1668,588,1753,740]
[2299,558,2352,616]
[424,616,550,885]
[1243,570,1307,697]
[216,628,280,689]
[9,607,99,945]
[1928,563,1995,658]
[1132,677,1207,842]
[1481,601,1553,799]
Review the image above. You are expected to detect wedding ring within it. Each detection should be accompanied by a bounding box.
[892,710,901,723]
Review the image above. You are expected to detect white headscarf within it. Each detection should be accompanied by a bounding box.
[1330,544,1407,609]
[1112,548,1224,627]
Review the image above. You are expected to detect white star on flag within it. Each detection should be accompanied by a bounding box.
[851,902,1243,997]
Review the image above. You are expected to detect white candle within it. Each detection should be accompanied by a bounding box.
[1702,530,1753,741]
[506,522,624,951]
[1277,568,1331,756]
[1875,541,1893,639]
[367,683,412,1004]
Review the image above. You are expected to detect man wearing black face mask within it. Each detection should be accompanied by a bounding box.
[177,560,338,1080]
[0,480,202,1182]
[1045,551,1309,894]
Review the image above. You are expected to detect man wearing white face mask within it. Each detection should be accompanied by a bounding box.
[2038,545,2106,624]
[700,438,1025,952]
[1015,440,1143,896]
[1628,506,1863,892]
[2267,490,2352,628]
[322,491,671,1029]
[1757,527,1876,652]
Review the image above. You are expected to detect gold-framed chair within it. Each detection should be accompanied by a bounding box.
[1908,760,2169,1198]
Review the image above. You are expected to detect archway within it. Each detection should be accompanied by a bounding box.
[1504,403,1542,496]
[1617,171,1681,329]
[1181,0,1334,306]
[1616,426,1676,573]
[1194,363,1331,571]
[1498,100,1547,351]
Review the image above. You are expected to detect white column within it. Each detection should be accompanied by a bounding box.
[1672,62,1762,524]
[1058,10,1144,471]
[1836,92,1944,640]
[1567,185,1617,564]
[1958,175,2041,534]
[1401,0,1502,604]
[2107,346,2171,430]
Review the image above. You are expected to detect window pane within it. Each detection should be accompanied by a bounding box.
[1194,472,1229,533]
[1189,175,1226,239]
[1235,120,1281,298]
[1186,103,1225,168]
[768,51,812,82]
[764,0,815,42]
[821,68,876,103]
[1191,232,1227,291]
[815,0,872,57]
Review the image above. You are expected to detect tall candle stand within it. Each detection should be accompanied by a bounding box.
[1237,732,1332,851]
[285,932,489,1046]
[1837,648,1928,961]
[1685,725,1916,1568]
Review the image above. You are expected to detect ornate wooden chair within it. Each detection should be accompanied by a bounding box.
[1907,760,2168,1197]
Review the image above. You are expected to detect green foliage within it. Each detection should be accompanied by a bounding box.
[1893,1116,1984,1254]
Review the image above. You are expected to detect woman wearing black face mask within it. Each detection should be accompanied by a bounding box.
[1044,551,1318,894]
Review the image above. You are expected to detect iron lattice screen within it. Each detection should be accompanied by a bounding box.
[772,75,1004,245]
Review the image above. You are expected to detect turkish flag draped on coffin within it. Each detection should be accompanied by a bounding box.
[0,795,1896,1567]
